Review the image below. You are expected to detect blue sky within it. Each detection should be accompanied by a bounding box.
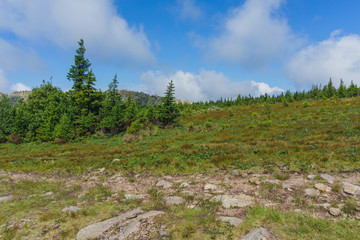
[1,0,360,101]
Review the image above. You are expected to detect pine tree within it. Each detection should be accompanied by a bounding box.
[100,74,125,135]
[337,79,347,98]
[67,39,102,135]
[67,39,91,92]
[159,80,180,126]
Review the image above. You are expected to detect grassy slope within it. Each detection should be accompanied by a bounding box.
[1,97,359,174]
[1,97,360,239]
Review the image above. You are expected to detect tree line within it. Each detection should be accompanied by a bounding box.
[0,39,359,144]
[188,79,359,109]
[0,39,179,143]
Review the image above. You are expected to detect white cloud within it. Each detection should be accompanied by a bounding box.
[140,69,283,102]
[0,68,9,92]
[10,82,31,92]
[0,0,155,66]
[178,0,202,20]
[0,38,45,72]
[207,0,301,68]
[287,33,360,88]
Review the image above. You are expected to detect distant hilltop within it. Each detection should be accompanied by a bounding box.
[0,89,191,106]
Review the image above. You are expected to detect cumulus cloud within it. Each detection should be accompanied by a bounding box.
[0,38,45,72]
[0,0,155,66]
[140,69,283,102]
[287,33,360,88]
[11,82,31,92]
[178,0,202,20]
[208,0,300,68]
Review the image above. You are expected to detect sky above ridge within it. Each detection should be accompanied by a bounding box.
[1,0,360,102]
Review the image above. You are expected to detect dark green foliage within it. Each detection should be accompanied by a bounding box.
[100,74,125,135]
[54,113,73,141]
[126,119,144,134]
[159,80,180,126]
[66,39,102,136]
[0,95,13,142]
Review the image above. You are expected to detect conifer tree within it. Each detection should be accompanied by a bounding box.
[159,80,180,126]
[67,39,102,135]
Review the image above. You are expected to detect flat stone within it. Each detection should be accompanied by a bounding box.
[241,227,269,240]
[329,207,341,216]
[204,183,218,191]
[282,183,294,190]
[124,194,146,200]
[241,173,248,178]
[314,203,331,209]
[315,183,331,192]
[212,194,254,209]
[105,211,164,240]
[62,206,82,213]
[217,216,243,227]
[76,208,143,240]
[159,230,167,237]
[342,182,360,196]
[265,180,278,185]
[232,169,240,176]
[43,192,53,197]
[305,188,319,197]
[165,196,184,205]
[180,182,190,188]
[307,174,316,180]
[249,177,261,185]
[0,196,11,202]
[112,158,120,162]
[156,180,173,189]
[320,174,335,184]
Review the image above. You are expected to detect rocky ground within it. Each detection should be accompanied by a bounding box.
[1,168,360,239]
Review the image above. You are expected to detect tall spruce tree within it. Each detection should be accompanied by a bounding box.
[67,39,102,135]
[159,80,179,126]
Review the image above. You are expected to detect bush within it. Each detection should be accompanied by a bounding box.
[126,120,144,134]
[303,102,311,108]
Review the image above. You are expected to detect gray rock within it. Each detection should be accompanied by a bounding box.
[241,227,269,240]
[204,183,218,191]
[282,183,294,190]
[208,106,221,111]
[124,194,146,200]
[265,180,278,185]
[305,188,319,197]
[0,196,11,202]
[320,174,335,184]
[105,211,164,240]
[212,194,254,209]
[232,169,240,176]
[217,216,243,227]
[342,182,360,196]
[179,182,190,188]
[156,180,173,189]
[314,203,331,209]
[159,230,167,237]
[329,207,341,216]
[307,174,316,180]
[76,208,143,240]
[315,183,331,192]
[62,206,82,213]
[241,172,248,178]
[165,196,184,205]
